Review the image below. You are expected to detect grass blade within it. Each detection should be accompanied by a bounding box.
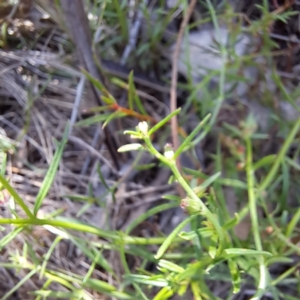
[0,176,33,218]
[33,124,69,216]
[148,108,181,136]
[175,114,211,158]
[259,118,300,192]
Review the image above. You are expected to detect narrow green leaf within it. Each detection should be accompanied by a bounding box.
[125,275,168,287]
[118,143,144,152]
[175,114,211,158]
[102,111,125,128]
[83,251,101,283]
[32,291,85,299]
[101,95,116,105]
[216,178,247,189]
[272,70,300,113]
[133,163,156,171]
[26,241,41,266]
[266,256,293,265]
[111,77,127,89]
[162,194,181,201]
[126,202,178,234]
[153,287,174,300]
[112,0,128,41]
[183,168,247,189]
[148,108,181,136]
[136,42,150,56]
[158,259,185,273]
[193,172,221,194]
[82,277,117,291]
[177,231,196,241]
[83,278,132,299]
[259,117,300,192]
[82,105,111,113]
[0,227,24,251]
[223,248,272,257]
[228,259,241,294]
[76,113,112,127]
[81,69,115,104]
[280,161,289,210]
[97,164,110,191]
[0,153,7,175]
[0,175,33,218]
[3,269,37,300]
[134,94,147,115]
[286,207,300,238]
[155,214,198,260]
[285,156,300,171]
[223,122,242,137]
[72,238,114,276]
[208,234,218,259]
[34,124,69,215]
[63,194,95,203]
[127,71,147,115]
[253,155,276,171]
[178,227,213,240]
[190,281,202,300]
[40,236,63,280]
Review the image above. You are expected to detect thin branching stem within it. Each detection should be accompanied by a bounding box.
[143,136,225,255]
[245,137,268,298]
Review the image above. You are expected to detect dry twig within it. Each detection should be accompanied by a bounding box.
[170,0,197,197]
[60,0,121,170]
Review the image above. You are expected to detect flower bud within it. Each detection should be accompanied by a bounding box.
[164,143,174,160]
[137,121,148,135]
[180,197,202,215]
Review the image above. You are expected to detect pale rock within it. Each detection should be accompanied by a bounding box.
[168,26,300,128]
[171,27,251,82]
[166,0,181,9]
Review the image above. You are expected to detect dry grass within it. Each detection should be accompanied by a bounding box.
[0,0,300,299]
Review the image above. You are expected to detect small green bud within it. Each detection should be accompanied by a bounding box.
[180,197,202,215]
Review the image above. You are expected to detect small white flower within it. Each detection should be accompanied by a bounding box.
[137,121,148,135]
[164,144,174,160]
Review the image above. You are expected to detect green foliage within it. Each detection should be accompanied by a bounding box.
[1,0,300,299]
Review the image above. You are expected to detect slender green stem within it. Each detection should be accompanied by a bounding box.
[119,244,149,300]
[0,218,181,245]
[0,174,34,219]
[2,268,38,300]
[271,262,300,286]
[143,137,172,165]
[169,162,225,254]
[245,137,268,296]
[144,137,225,255]
[259,118,300,192]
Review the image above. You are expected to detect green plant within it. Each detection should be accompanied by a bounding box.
[117,112,284,299]
[1,0,300,299]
